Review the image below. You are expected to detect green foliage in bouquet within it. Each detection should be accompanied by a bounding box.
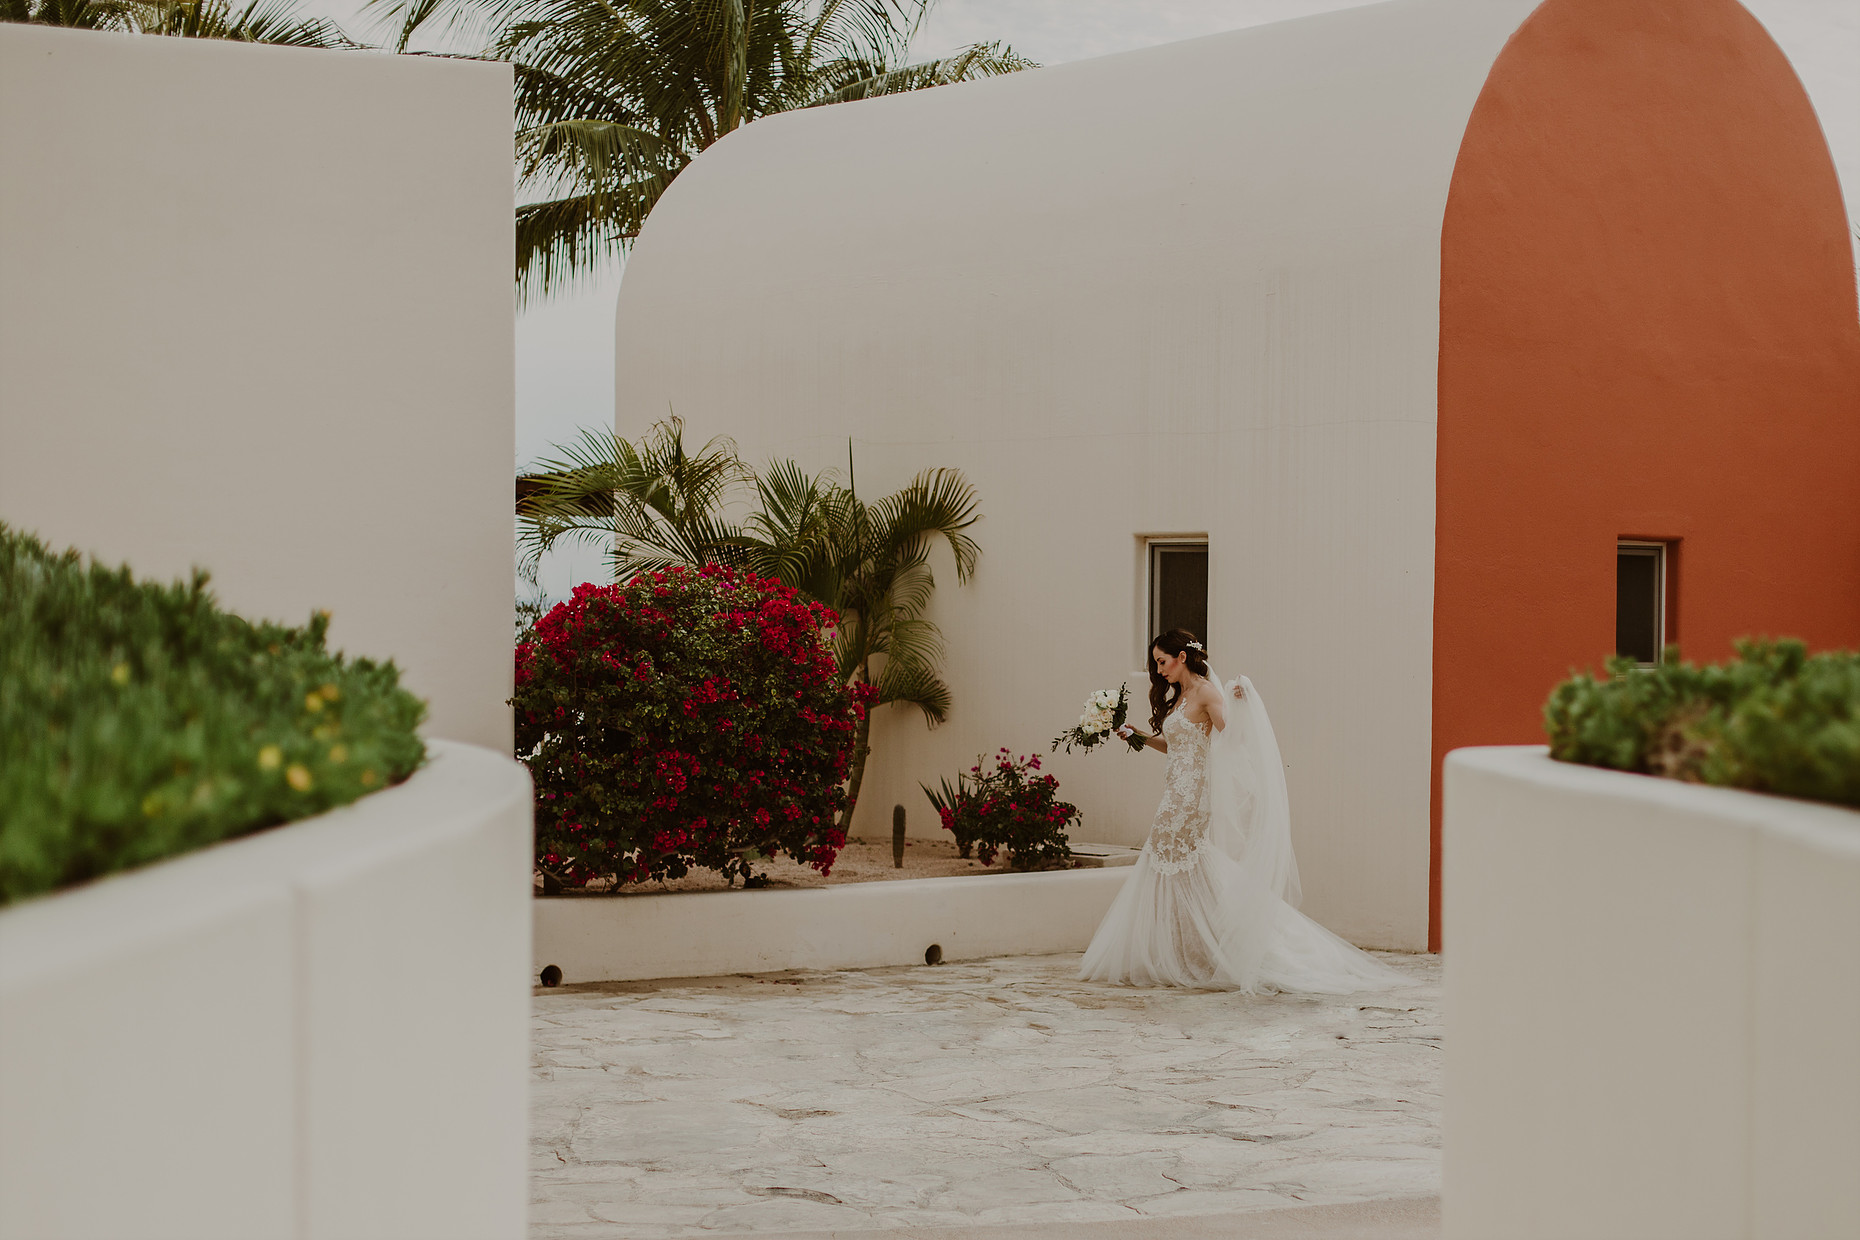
[514,565,868,891]
[1052,683,1144,754]
[0,524,427,907]
[1544,639,1860,808]
[921,749,1080,871]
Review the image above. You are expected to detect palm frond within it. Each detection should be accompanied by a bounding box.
[874,656,951,725]
[534,420,747,520]
[364,0,505,54]
[13,0,359,40]
[515,189,652,305]
[509,60,643,133]
[867,467,984,583]
[518,420,752,579]
[496,2,711,143]
[802,0,924,76]
[807,40,1036,105]
[5,0,135,27]
[518,117,685,196]
[877,609,946,672]
[741,460,853,597]
[873,552,938,625]
[128,0,361,45]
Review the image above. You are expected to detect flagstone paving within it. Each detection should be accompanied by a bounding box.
[531,951,1441,1238]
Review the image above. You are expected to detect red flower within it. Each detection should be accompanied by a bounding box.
[513,561,856,889]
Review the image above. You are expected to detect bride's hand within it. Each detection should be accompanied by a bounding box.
[1115,724,1135,739]
[1232,682,1245,700]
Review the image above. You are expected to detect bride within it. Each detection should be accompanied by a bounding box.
[1079,629,1404,993]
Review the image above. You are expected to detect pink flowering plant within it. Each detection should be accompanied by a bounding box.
[920,749,1079,871]
[514,564,872,890]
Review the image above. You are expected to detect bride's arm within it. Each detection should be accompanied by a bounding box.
[1203,682,1229,733]
[1116,725,1166,752]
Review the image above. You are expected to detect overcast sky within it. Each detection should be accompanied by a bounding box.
[299,0,1860,596]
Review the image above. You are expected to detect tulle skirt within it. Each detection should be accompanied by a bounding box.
[1078,846,1406,994]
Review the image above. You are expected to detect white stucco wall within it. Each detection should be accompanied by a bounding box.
[0,742,534,1240]
[0,26,514,750]
[1442,747,1860,1238]
[612,0,1539,950]
[535,867,1132,984]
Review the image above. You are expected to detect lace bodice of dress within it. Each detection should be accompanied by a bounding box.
[1145,708,1213,874]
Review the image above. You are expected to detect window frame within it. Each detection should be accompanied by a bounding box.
[1139,535,1210,667]
[1616,540,1668,669]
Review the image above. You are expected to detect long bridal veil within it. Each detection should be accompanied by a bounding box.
[1197,670,1405,993]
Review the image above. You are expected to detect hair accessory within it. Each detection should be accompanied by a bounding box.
[1186,641,1203,651]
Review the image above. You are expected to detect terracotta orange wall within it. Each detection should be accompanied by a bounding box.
[1433,0,1860,950]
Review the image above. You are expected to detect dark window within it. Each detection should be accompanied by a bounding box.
[1149,542,1208,645]
[1616,542,1666,666]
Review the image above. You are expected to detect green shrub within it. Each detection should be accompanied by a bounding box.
[921,750,1079,871]
[1544,639,1860,808]
[0,524,426,906]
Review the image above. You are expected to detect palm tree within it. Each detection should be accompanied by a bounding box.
[3,0,357,45]
[744,454,980,830]
[371,0,1034,301]
[519,421,982,831]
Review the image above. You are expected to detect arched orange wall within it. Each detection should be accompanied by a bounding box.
[1433,0,1860,950]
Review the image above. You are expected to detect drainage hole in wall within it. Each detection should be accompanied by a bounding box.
[539,964,563,987]
[924,944,943,966]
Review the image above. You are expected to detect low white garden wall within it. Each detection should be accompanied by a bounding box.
[534,866,1133,984]
[1441,745,1860,1240]
[0,741,533,1240]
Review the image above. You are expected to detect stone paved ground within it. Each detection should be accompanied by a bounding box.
[531,951,1440,1238]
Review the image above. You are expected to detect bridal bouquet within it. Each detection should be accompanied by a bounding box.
[1052,684,1145,754]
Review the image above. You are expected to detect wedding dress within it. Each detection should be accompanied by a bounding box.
[1078,672,1405,993]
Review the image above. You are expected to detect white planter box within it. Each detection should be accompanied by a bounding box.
[0,740,533,1240]
[535,866,1134,985]
[1442,746,1860,1240]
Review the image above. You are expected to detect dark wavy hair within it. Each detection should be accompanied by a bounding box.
[1148,629,1210,732]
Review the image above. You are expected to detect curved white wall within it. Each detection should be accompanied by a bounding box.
[612,0,1540,949]
[0,742,533,1240]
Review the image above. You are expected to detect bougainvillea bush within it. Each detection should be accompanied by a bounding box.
[921,749,1079,871]
[1544,639,1860,808]
[515,565,870,890]
[0,524,426,907]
